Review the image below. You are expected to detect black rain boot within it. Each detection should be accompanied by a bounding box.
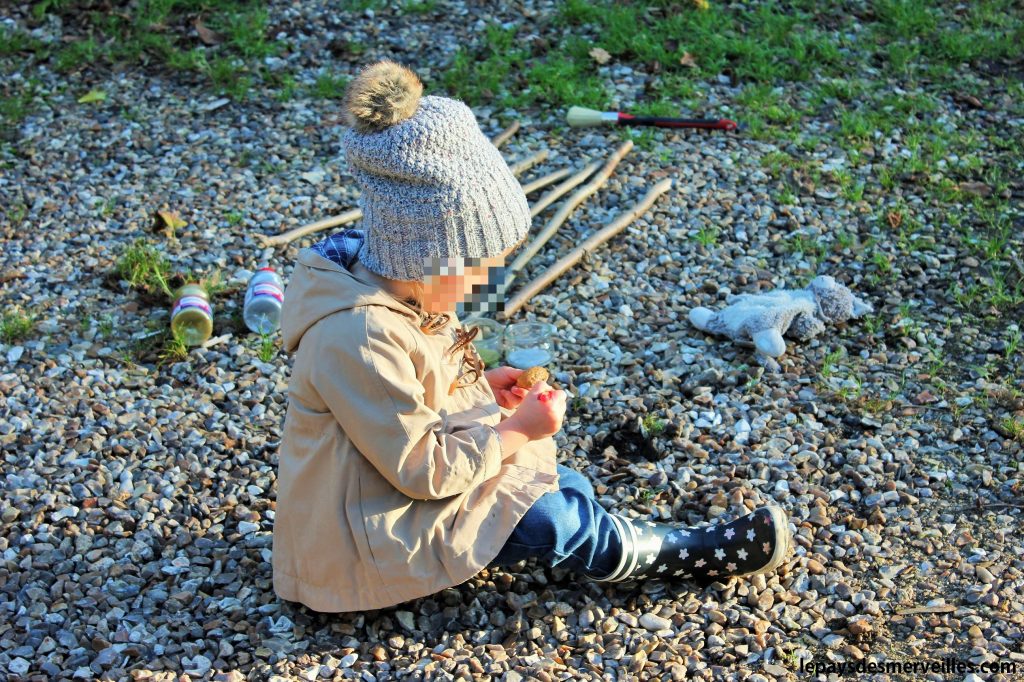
[590,506,790,585]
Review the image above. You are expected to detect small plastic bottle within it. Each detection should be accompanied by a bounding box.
[171,283,213,347]
[243,267,285,333]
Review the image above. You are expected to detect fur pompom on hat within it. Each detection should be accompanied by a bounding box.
[343,60,423,133]
[339,60,532,282]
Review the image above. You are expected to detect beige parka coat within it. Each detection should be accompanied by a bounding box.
[272,248,559,612]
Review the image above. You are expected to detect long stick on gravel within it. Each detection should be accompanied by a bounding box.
[257,208,362,247]
[529,161,600,218]
[258,128,530,247]
[492,121,520,148]
[521,167,572,195]
[499,178,672,321]
[505,140,633,288]
[508,149,548,176]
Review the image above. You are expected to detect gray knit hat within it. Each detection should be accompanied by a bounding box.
[341,61,531,282]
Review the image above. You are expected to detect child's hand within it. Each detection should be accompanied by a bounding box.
[506,381,566,440]
[485,366,529,409]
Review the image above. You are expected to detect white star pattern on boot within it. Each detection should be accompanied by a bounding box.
[726,562,737,572]
[645,553,656,565]
[707,569,718,576]
[678,548,689,560]
[762,542,771,553]
[705,526,716,533]
[673,568,687,577]
[694,559,706,567]
[724,528,735,540]
[656,564,667,573]
[646,521,656,528]
[714,548,726,560]
[737,548,748,560]
[746,529,756,542]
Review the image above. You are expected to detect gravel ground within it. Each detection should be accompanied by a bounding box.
[2,1,1023,681]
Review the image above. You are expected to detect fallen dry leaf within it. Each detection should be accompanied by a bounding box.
[953,92,984,109]
[679,52,698,68]
[195,16,224,46]
[957,181,992,197]
[589,47,611,65]
[153,210,187,238]
[886,210,903,229]
[912,390,937,405]
[77,90,107,104]
[692,0,709,9]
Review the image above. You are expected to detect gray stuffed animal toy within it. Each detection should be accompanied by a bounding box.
[688,275,873,370]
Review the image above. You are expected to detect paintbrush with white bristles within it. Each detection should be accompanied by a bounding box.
[567,105,739,131]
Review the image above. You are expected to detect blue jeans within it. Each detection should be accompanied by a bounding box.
[492,465,622,577]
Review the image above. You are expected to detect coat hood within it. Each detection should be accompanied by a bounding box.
[281,248,420,353]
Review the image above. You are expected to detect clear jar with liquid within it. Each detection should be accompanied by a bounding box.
[243,267,285,333]
[505,322,556,369]
[171,283,213,347]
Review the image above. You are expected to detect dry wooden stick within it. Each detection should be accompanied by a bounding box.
[499,177,672,321]
[508,149,548,176]
[521,167,572,195]
[256,208,362,247]
[492,121,520,149]
[505,140,633,288]
[529,161,600,219]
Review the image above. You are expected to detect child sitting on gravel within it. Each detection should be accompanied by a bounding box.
[272,60,791,612]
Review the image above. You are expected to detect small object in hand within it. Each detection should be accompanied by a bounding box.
[516,366,550,389]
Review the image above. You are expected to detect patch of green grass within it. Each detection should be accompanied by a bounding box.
[399,0,437,13]
[821,347,845,378]
[115,239,173,299]
[1005,327,1022,360]
[0,307,36,344]
[225,211,244,226]
[205,57,253,100]
[0,79,42,133]
[693,225,719,249]
[311,72,349,100]
[21,1,281,97]
[640,414,666,439]
[54,38,99,73]
[159,328,191,365]
[1000,416,1024,444]
[0,28,43,57]
[785,232,827,265]
[257,330,277,362]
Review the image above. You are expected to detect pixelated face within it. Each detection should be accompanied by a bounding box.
[421,255,508,315]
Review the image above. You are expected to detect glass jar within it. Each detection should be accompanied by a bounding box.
[463,317,504,368]
[171,283,213,347]
[504,321,556,369]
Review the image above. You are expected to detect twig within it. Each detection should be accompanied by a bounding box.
[505,140,633,288]
[956,501,1024,514]
[529,161,600,219]
[500,177,672,320]
[202,333,233,349]
[256,208,362,248]
[895,605,957,615]
[521,167,572,196]
[492,121,520,149]
[508,150,549,176]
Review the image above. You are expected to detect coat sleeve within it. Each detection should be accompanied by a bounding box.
[308,310,504,501]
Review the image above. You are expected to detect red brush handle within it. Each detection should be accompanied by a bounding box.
[617,113,738,131]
